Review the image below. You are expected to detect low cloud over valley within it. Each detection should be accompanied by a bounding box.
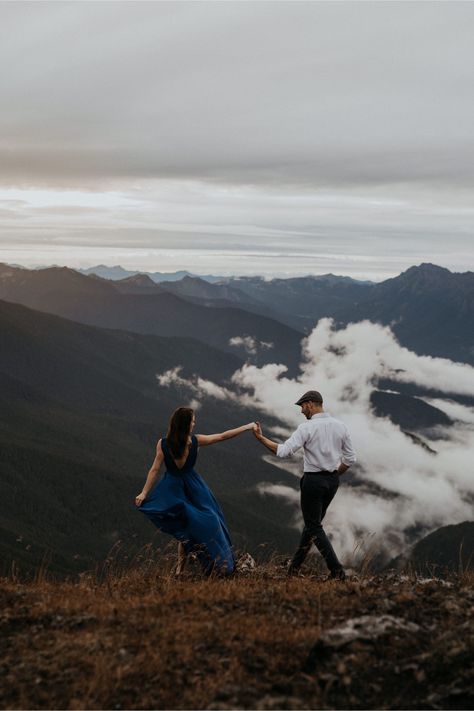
[158,320,474,562]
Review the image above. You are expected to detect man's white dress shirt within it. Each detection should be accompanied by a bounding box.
[276,412,356,472]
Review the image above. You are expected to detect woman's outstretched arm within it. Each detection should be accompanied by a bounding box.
[135,439,164,506]
[196,422,256,447]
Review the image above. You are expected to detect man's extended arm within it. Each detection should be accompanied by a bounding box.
[253,422,307,457]
[253,423,278,454]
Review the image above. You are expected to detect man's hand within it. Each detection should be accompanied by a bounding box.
[253,422,263,440]
[253,422,278,454]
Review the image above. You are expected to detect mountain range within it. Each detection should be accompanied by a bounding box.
[73,262,474,365]
[1,261,472,575]
[2,262,473,366]
[163,264,474,364]
[78,264,223,283]
[0,264,305,373]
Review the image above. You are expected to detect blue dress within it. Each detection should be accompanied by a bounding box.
[139,435,235,576]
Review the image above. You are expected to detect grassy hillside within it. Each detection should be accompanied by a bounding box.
[0,565,472,710]
[411,521,474,572]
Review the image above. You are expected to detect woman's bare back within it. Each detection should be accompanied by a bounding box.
[164,437,193,470]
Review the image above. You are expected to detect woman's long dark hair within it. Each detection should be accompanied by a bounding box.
[166,407,194,459]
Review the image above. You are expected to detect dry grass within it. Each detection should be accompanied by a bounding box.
[1,551,473,710]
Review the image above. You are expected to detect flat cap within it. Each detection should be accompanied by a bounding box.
[295,390,323,406]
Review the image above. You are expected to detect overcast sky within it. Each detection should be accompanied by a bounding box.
[1,1,473,279]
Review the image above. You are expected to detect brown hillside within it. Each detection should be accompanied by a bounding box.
[0,558,472,710]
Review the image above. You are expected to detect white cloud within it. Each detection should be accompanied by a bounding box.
[156,367,189,389]
[229,336,274,355]
[421,398,474,425]
[156,366,254,407]
[189,398,202,412]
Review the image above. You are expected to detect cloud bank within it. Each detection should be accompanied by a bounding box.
[2,3,474,187]
[1,3,474,277]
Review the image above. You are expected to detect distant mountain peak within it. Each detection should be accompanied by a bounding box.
[388,263,455,289]
[406,263,452,276]
[46,265,76,274]
[117,273,156,287]
[314,273,369,284]
[180,275,207,284]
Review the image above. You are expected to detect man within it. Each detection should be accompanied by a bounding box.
[253,390,356,580]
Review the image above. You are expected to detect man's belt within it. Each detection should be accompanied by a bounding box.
[303,470,338,475]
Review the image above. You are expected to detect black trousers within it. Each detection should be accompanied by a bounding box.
[290,472,343,573]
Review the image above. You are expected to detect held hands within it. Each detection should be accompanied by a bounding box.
[253,422,263,440]
[134,492,146,507]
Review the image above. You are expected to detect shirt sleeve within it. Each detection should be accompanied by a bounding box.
[276,425,308,458]
[341,426,357,466]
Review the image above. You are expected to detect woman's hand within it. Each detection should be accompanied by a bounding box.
[246,421,258,431]
[135,492,146,507]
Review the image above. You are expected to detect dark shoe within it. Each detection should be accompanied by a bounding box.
[327,568,346,581]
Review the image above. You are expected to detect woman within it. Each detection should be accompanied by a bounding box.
[135,407,256,577]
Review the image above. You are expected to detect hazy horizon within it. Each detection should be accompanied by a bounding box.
[3,258,471,284]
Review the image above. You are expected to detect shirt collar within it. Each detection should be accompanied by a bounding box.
[311,412,330,419]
